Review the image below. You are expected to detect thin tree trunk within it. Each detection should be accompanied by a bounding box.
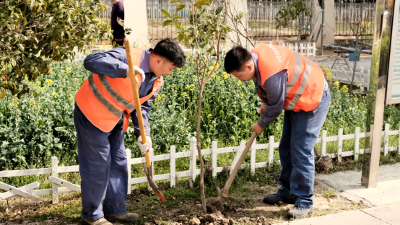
[196,84,207,213]
[350,38,359,95]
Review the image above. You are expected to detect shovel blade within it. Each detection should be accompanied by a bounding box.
[144,165,166,202]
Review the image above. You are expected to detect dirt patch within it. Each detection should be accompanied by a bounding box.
[0,178,366,225]
[139,181,366,225]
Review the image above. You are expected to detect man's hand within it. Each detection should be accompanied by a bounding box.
[134,66,145,82]
[137,136,152,155]
[252,122,265,136]
[260,102,267,116]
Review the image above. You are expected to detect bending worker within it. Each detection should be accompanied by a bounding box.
[74,38,186,225]
[224,45,330,219]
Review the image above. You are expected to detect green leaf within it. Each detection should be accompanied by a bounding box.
[215,6,223,15]
[163,20,172,27]
[178,33,184,42]
[194,0,208,7]
[176,4,185,11]
[170,0,183,3]
[160,9,171,18]
[184,36,189,46]
[173,20,181,29]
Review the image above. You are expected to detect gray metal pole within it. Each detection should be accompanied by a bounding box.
[361,0,394,188]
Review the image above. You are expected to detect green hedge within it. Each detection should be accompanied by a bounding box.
[1,58,399,172]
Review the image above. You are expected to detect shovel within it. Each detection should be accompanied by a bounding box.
[124,39,166,202]
[216,131,257,204]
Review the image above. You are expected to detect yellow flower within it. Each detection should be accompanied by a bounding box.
[333,81,340,89]
[207,114,212,118]
[237,81,242,86]
[36,81,41,86]
[44,79,53,86]
[51,92,59,98]
[66,68,72,73]
[341,85,348,93]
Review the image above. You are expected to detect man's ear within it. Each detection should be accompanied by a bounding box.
[245,62,253,71]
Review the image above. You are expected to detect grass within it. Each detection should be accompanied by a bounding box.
[321,189,338,199]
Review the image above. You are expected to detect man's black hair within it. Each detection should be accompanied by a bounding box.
[224,46,252,73]
[151,38,186,68]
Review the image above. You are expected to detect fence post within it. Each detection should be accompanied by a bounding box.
[370,124,374,151]
[311,42,315,56]
[384,124,389,156]
[126,149,132,195]
[354,127,360,161]
[321,130,327,156]
[170,145,176,188]
[250,137,256,175]
[398,123,400,155]
[268,136,274,167]
[51,156,58,204]
[338,128,343,162]
[300,43,304,55]
[190,137,196,182]
[212,141,218,177]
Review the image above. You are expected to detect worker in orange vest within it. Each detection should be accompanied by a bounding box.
[74,38,186,225]
[224,45,331,219]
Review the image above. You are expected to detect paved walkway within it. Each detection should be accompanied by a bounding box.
[278,163,400,225]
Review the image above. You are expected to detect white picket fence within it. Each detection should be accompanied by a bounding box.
[1,124,399,204]
[266,41,317,57]
[328,65,370,91]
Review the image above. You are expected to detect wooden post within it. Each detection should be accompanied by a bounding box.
[212,141,218,177]
[354,127,360,161]
[51,156,58,204]
[338,128,343,162]
[126,149,132,195]
[170,145,176,188]
[268,136,274,167]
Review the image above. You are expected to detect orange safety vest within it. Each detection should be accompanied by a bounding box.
[75,48,163,132]
[252,44,325,112]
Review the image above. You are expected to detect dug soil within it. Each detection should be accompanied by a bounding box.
[0,178,366,225]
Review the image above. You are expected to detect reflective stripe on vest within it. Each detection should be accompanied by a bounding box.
[98,74,136,113]
[88,74,123,119]
[76,48,164,132]
[286,55,312,111]
[89,74,162,115]
[252,44,324,112]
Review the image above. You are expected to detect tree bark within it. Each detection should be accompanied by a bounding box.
[196,84,207,213]
[350,37,359,95]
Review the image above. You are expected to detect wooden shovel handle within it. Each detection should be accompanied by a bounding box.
[124,39,151,169]
[222,131,257,193]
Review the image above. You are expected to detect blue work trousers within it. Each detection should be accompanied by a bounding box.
[276,88,331,208]
[74,104,128,221]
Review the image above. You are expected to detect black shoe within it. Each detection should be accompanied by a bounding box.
[288,205,314,219]
[263,194,296,205]
[104,213,139,222]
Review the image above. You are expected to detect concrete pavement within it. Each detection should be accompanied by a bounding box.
[278,163,400,225]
